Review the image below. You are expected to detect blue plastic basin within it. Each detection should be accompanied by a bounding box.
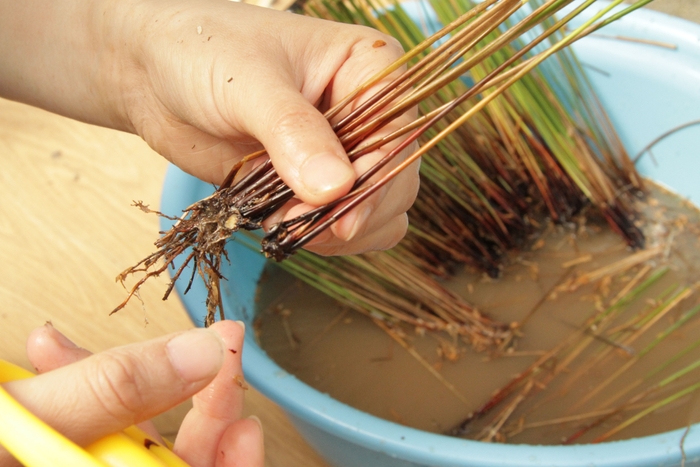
[160,4,700,466]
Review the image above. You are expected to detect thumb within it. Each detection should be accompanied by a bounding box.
[244,82,356,207]
[1,328,225,447]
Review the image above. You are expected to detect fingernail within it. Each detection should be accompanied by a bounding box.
[264,209,285,229]
[235,320,246,333]
[166,329,224,383]
[248,415,263,432]
[46,324,79,350]
[345,204,373,241]
[299,153,354,196]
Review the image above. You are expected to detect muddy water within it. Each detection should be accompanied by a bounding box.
[255,184,700,444]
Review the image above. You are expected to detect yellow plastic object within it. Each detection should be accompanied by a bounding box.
[86,432,168,467]
[122,427,190,467]
[0,384,107,467]
[0,360,191,467]
[0,359,34,383]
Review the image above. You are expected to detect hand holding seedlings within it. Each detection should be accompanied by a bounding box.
[0,0,419,257]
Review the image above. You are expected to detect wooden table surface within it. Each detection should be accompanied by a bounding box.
[0,97,328,467]
[0,2,695,466]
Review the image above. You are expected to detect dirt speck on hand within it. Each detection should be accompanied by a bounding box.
[234,374,249,390]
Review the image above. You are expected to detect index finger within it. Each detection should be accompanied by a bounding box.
[173,320,249,466]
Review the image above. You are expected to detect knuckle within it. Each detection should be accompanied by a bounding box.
[87,353,148,425]
[270,108,307,134]
[380,160,421,217]
[404,162,421,209]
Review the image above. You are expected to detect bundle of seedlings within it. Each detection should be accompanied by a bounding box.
[115,0,651,350]
[253,0,650,348]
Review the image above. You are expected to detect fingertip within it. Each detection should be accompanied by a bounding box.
[26,323,91,373]
[45,323,80,349]
[186,320,247,422]
[25,326,51,372]
[208,320,246,346]
[332,203,373,242]
[25,323,53,352]
[217,417,265,467]
[383,212,409,250]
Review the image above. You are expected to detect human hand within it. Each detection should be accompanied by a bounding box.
[120,0,420,256]
[0,0,420,256]
[0,321,263,467]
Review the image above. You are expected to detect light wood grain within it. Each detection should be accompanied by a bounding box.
[645,0,700,23]
[0,98,328,467]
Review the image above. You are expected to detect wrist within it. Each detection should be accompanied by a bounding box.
[0,0,142,132]
[81,0,149,133]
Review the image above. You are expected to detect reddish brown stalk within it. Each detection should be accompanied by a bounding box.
[263,0,648,259]
[322,0,502,122]
[338,0,541,151]
[219,149,268,189]
[447,338,570,435]
[337,0,589,165]
[335,0,523,142]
